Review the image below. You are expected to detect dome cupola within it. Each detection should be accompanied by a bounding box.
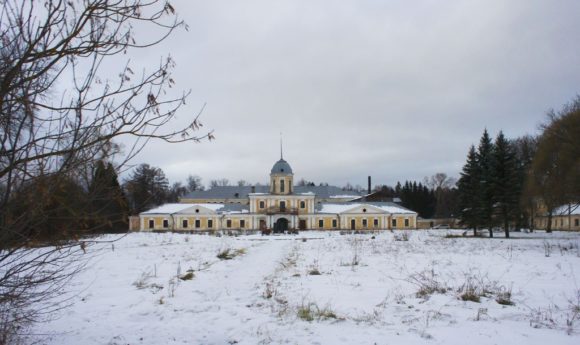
[271,159,293,174]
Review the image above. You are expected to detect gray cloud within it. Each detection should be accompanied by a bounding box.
[118,0,580,188]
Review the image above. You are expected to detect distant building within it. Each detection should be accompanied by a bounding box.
[134,155,417,232]
[534,204,580,231]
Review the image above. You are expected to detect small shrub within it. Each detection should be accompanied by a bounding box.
[297,304,315,321]
[460,289,481,303]
[308,268,321,275]
[217,248,246,260]
[297,303,340,321]
[133,271,152,289]
[408,269,447,298]
[179,271,195,281]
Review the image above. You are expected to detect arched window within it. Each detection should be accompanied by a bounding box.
[280,179,285,193]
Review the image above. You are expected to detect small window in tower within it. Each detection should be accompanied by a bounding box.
[234,193,239,198]
[259,201,265,209]
[280,179,285,193]
[300,201,305,209]
[363,208,367,213]
[281,168,284,172]
[280,201,286,210]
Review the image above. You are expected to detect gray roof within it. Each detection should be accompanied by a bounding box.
[181,185,364,200]
[182,185,269,200]
[217,203,250,213]
[294,185,363,199]
[271,159,293,174]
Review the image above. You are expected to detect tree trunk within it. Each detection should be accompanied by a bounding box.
[489,225,494,238]
[546,211,552,233]
[504,219,510,238]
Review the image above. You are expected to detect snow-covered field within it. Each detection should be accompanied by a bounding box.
[35,230,580,345]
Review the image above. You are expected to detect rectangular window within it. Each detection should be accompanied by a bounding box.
[575,218,579,227]
[318,219,324,228]
[300,201,306,209]
[182,219,188,228]
[280,179,285,193]
[149,219,154,229]
[240,220,245,228]
[374,218,379,227]
[392,219,397,228]
[280,201,286,210]
[195,219,201,228]
[404,219,409,227]
[259,201,265,209]
[227,219,232,228]
[332,219,337,228]
[362,219,367,227]
[163,219,169,228]
[208,219,213,228]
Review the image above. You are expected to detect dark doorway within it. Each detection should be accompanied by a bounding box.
[350,219,356,230]
[259,219,266,230]
[299,219,307,230]
[274,218,289,233]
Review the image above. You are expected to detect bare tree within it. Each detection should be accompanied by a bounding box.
[210,178,230,187]
[186,174,204,192]
[527,97,580,232]
[0,1,211,342]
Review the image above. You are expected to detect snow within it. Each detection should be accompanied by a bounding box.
[33,230,580,344]
[318,203,415,215]
[329,194,359,199]
[553,204,580,215]
[318,203,358,214]
[376,205,416,214]
[141,203,224,214]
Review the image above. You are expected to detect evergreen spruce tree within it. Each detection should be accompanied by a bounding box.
[89,161,129,233]
[477,129,496,237]
[492,131,519,238]
[457,145,480,235]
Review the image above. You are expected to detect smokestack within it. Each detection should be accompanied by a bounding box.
[251,186,256,193]
[368,176,371,195]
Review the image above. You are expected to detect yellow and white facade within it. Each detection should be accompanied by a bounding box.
[137,157,418,232]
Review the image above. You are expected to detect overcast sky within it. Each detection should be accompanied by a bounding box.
[120,0,580,189]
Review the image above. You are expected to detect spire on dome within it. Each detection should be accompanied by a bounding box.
[280,132,283,159]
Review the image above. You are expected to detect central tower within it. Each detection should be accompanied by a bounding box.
[270,154,293,195]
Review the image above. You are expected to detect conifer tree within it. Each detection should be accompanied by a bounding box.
[89,161,129,233]
[457,145,480,235]
[477,129,496,237]
[492,132,519,238]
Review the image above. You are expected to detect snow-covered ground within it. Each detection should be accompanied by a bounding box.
[34,230,580,344]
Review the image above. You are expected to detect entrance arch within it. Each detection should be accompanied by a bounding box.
[274,218,289,233]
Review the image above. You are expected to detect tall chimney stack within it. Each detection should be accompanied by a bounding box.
[368,176,371,195]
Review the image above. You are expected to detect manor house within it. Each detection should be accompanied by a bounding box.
[136,156,417,232]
